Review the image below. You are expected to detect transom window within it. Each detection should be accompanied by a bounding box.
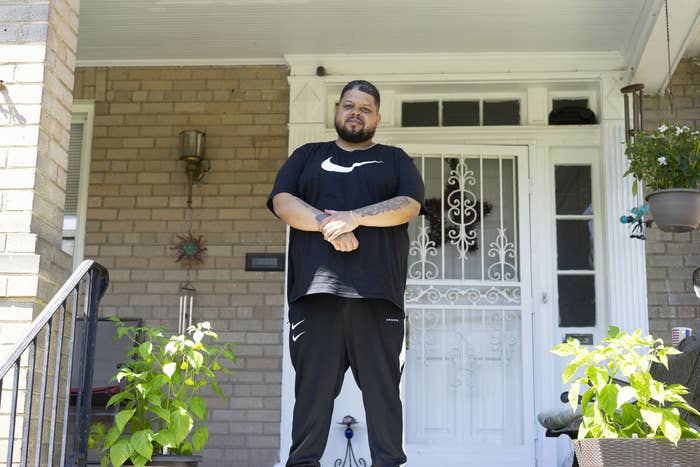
[401,99,521,127]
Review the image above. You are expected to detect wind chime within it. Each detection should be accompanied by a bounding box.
[171,130,209,334]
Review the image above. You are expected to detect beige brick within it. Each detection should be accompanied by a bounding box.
[141,80,173,90]
[174,102,205,113]
[110,103,141,114]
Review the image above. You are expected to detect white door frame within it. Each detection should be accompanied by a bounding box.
[399,143,534,467]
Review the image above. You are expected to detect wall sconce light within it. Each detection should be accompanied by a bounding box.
[621,83,645,144]
[0,80,5,91]
[179,129,210,207]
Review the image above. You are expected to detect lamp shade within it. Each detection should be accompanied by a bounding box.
[179,130,205,161]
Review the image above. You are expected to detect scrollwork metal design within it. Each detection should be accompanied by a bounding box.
[487,228,517,281]
[408,225,439,280]
[405,285,521,306]
[446,157,478,259]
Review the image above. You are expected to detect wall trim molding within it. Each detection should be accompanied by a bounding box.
[286,51,625,78]
[75,57,287,67]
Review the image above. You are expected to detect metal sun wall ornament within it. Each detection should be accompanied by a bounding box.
[171,231,208,268]
[334,416,367,467]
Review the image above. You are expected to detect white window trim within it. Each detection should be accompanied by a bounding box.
[398,91,527,127]
[69,100,95,270]
[548,150,606,343]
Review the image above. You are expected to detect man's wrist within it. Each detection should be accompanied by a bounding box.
[315,212,329,230]
[350,210,360,227]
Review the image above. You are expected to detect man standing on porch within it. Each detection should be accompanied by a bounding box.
[267,80,424,467]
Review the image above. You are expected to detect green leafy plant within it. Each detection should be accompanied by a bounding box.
[88,319,237,467]
[625,123,700,195]
[551,326,700,445]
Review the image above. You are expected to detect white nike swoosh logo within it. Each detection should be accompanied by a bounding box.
[291,320,304,330]
[321,157,383,173]
[292,331,306,342]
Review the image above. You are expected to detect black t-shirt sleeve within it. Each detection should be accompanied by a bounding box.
[267,145,309,216]
[395,149,427,214]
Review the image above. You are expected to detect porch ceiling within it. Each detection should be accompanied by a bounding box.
[76,0,659,67]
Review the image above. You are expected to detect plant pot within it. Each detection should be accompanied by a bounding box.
[145,455,202,467]
[645,188,700,232]
[573,438,700,467]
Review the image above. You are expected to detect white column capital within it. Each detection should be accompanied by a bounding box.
[288,76,326,125]
[600,74,627,121]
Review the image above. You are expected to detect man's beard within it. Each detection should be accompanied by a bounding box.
[335,119,376,143]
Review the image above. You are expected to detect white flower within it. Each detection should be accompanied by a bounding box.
[658,156,668,166]
[658,124,668,132]
[676,126,684,136]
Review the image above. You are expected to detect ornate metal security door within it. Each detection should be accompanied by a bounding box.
[402,145,534,467]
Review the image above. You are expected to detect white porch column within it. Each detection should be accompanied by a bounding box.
[600,77,649,334]
[279,72,372,466]
[279,74,324,466]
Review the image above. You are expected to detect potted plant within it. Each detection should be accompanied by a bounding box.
[88,318,237,467]
[625,123,700,232]
[551,326,700,467]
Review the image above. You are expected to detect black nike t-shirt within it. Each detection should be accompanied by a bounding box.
[267,141,425,312]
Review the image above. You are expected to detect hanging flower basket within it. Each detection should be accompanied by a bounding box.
[646,188,700,232]
[625,123,700,232]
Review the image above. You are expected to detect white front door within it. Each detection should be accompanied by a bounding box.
[402,144,534,467]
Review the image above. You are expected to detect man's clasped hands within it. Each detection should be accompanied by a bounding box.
[318,209,360,252]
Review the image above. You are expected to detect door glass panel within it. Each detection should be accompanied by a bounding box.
[403,101,439,127]
[409,155,518,281]
[554,163,596,328]
[558,275,596,327]
[443,101,479,126]
[555,166,591,215]
[483,100,520,126]
[556,220,593,270]
[405,308,523,445]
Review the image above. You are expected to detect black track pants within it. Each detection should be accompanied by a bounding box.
[285,293,406,467]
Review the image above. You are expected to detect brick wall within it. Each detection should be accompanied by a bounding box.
[0,0,75,321]
[643,57,700,341]
[0,0,79,463]
[72,65,289,466]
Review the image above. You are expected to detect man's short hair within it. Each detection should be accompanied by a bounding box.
[339,80,380,109]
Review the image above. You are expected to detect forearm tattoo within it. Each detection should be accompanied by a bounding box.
[356,196,411,217]
[297,198,328,223]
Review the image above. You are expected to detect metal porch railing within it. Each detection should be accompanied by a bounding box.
[0,260,109,467]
